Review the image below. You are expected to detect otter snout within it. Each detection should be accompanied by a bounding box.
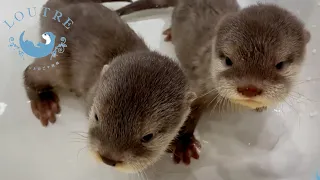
[237,85,263,98]
[98,153,123,167]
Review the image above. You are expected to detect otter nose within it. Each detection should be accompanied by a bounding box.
[237,85,262,97]
[99,154,121,167]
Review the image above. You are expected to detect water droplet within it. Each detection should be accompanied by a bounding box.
[312,49,317,54]
[309,111,318,117]
[202,140,209,144]
[274,109,281,113]
[0,102,8,116]
[306,77,312,81]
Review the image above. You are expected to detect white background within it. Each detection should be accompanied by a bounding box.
[0,0,320,179]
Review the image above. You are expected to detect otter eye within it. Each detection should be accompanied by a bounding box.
[141,134,153,143]
[95,114,98,121]
[225,57,233,66]
[275,62,284,70]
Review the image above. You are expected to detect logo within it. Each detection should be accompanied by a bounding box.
[3,6,73,70]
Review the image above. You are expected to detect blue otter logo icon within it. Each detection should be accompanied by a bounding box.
[4,6,73,71]
[8,30,67,70]
[19,31,56,58]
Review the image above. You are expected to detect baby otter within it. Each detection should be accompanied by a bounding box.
[116,0,311,165]
[23,0,195,172]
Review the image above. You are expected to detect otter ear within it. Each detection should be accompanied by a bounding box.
[186,91,197,104]
[100,64,109,77]
[304,29,311,44]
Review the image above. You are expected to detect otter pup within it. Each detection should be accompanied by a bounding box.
[116,0,311,165]
[23,0,196,172]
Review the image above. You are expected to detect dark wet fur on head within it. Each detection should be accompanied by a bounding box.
[89,51,193,171]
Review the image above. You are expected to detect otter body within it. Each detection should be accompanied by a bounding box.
[24,0,195,172]
[116,0,311,165]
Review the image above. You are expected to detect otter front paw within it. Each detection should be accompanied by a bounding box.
[255,106,267,112]
[162,28,172,42]
[30,91,61,127]
[167,134,201,165]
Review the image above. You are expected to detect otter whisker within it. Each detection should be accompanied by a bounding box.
[137,171,142,180]
[142,170,148,180]
[220,96,226,114]
[77,146,88,160]
[70,131,88,135]
[294,77,320,86]
[135,162,148,180]
[70,137,88,141]
[290,91,319,103]
[68,140,87,143]
[197,88,217,99]
[218,96,226,114]
[69,132,89,139]
[211,95,222,116]
[207,93,220,108]
[277,95,300,129]
[69,138,88,143]
[283,99,298,114]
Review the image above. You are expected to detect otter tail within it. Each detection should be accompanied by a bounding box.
[116,0,178,16]
[19,31,35,48]
[45,0,132,10]
[58,0,132,4]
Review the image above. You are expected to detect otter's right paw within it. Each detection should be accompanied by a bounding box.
[162,28,172,42]
[167,134,201,165]
[30,91,61,127]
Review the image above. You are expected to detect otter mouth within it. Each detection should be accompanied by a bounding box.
[90,150,144,173]
[230,98,266,109]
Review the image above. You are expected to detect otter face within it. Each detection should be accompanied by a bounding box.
[210,4,310,109]
[87,52,195,173]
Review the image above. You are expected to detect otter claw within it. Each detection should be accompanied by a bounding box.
[30,91,60,127]
[168,134,201,165]
[163,28,172,42]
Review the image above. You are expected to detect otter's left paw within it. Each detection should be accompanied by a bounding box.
[255,106,267,112]
[167,134,201,165]
[162,28,172,42]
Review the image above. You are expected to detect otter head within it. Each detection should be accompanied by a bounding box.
[88,51,196,173]
[211,4,310,109]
